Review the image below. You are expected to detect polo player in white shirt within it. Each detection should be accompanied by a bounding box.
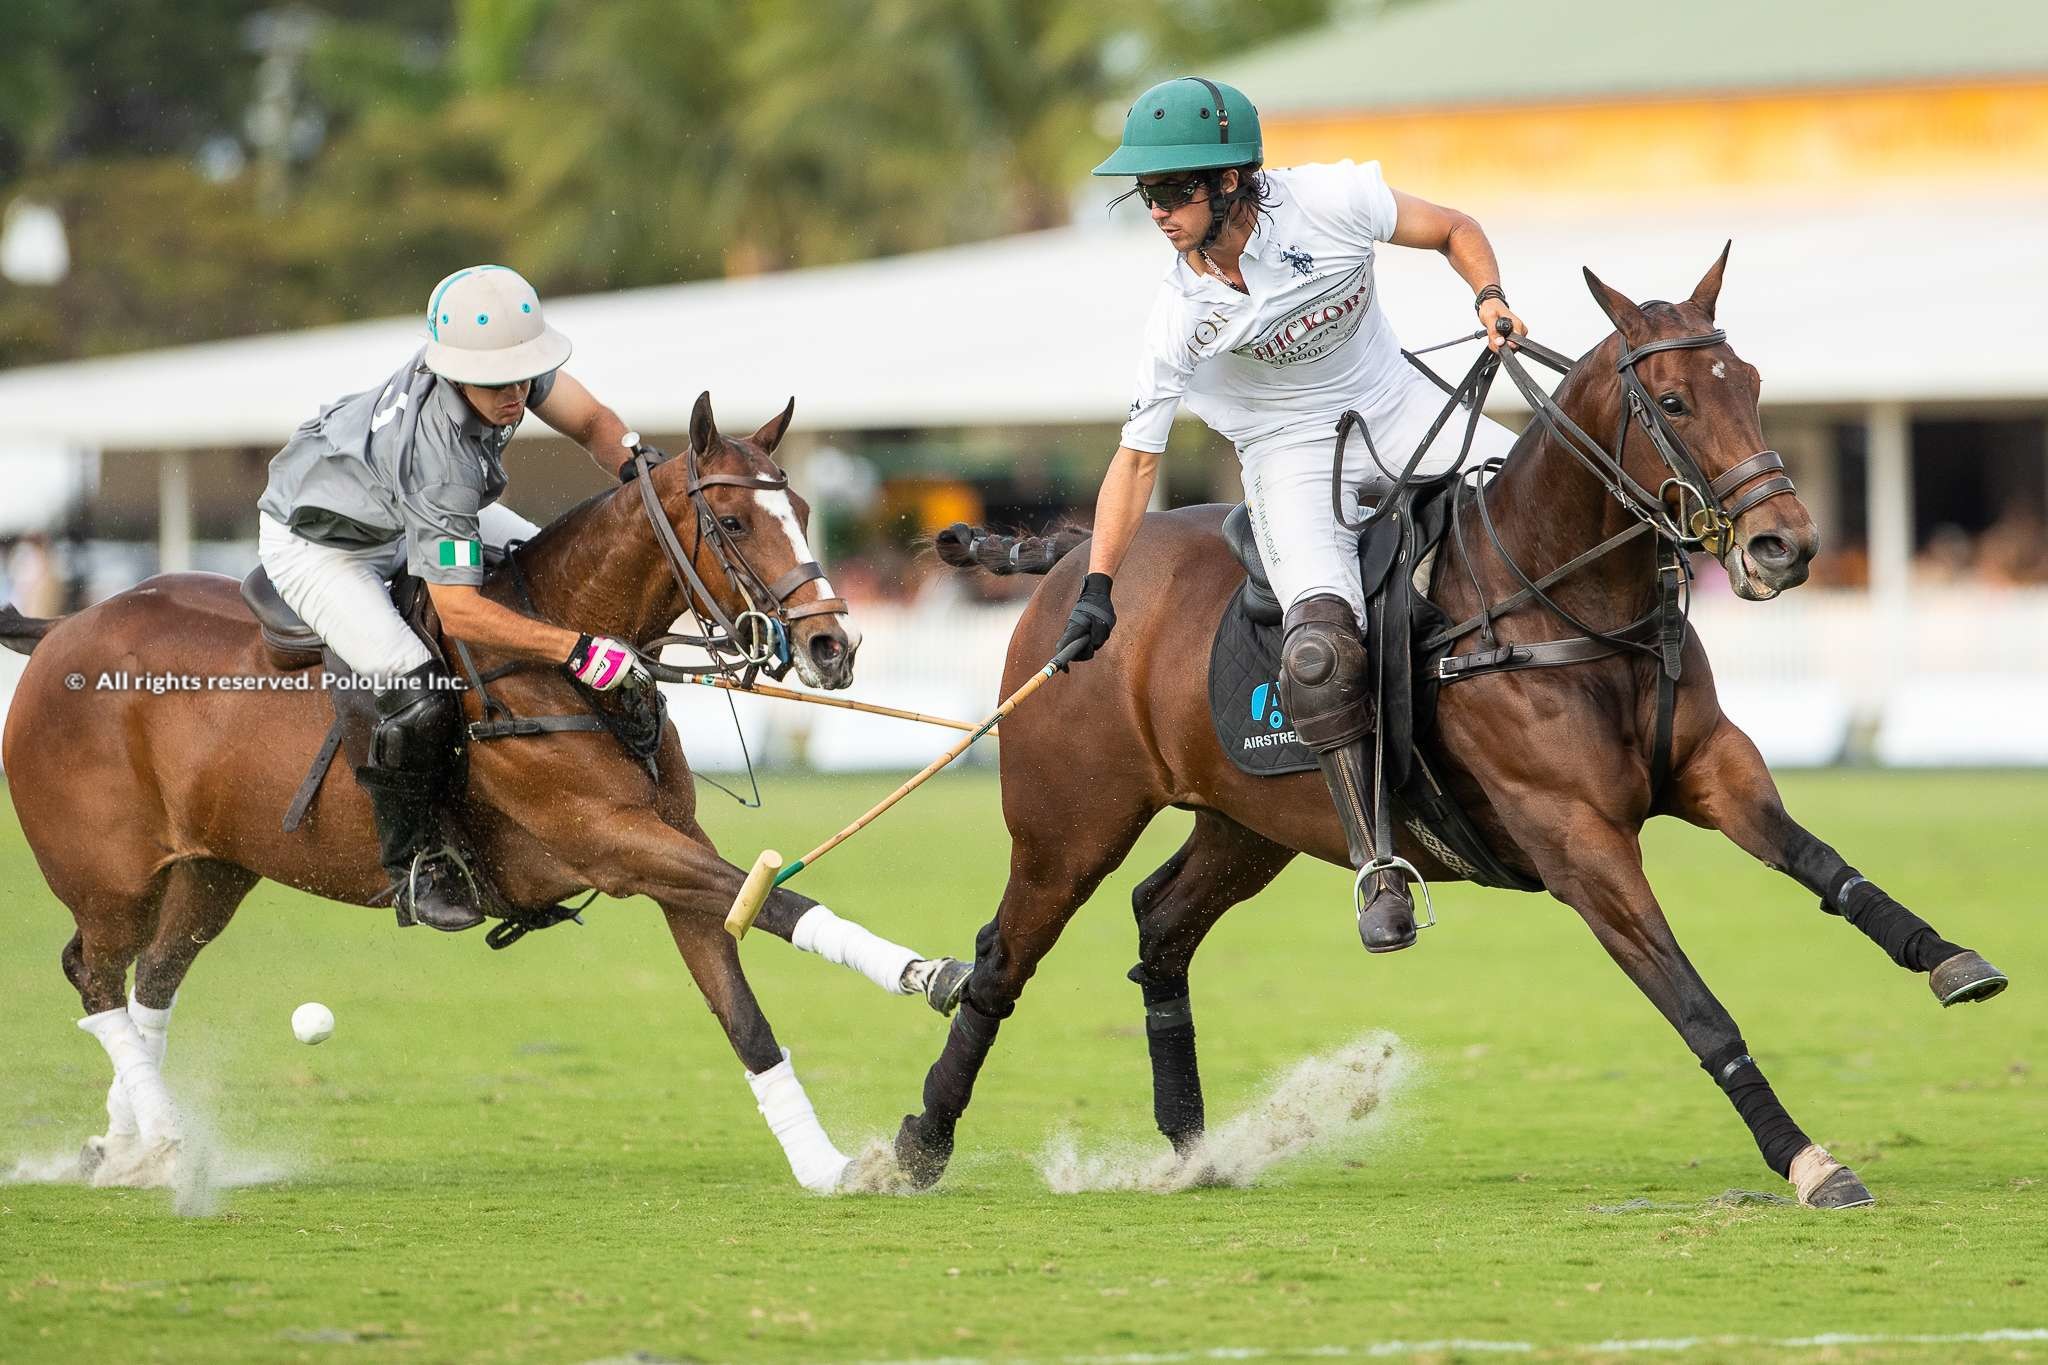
[1058,76,1528,954]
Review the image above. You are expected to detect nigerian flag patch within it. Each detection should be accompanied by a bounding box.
[437,538,482,568]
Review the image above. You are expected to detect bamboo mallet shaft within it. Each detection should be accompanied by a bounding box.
[688,674,982,733]
[722,639,1083,939]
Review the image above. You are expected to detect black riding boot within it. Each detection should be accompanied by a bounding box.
[351,664,481,933]
[1277,596,1417,954]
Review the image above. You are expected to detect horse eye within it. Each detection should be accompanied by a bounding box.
[1659,394,1687,416]
[718,515,746,535]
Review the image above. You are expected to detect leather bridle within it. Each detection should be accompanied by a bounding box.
[1499,328,1798,559]
[626,441,848,682]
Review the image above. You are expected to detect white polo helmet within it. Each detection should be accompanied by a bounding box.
[421,264,572,385]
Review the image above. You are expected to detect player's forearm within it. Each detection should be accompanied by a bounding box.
[577,407,633,478]
[1086,446,1161,577]
[430,586,581,664]
[1442,214,1504,296]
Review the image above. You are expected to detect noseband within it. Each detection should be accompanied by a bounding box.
[1610,330,1797,556]
[626,443,849,681]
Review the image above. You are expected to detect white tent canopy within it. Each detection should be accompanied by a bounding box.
[0,195,2040,452]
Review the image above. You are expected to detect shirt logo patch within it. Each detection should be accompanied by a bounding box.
[1184,307,1233,362]
[1235,264,1373,367]
[1279,245,1315,277]
[437,538,482,568]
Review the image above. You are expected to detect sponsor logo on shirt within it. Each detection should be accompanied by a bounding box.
[1184,306,1234,363]
[1279,245,1315,277]
[1235,263,1373,367]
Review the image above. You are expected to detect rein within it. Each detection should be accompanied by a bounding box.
[1336,319,1799,799]
[627,442,849,686]
[452,439,853,767]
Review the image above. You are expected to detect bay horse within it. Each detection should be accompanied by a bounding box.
[894,253,2008,1208]
[1,392,946,1192]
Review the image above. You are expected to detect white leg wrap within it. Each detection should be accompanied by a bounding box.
[97,986,174,1137]
[791,905,919,995]
[100,992,175,1138]
[746,1048,849,1193]
[129,991,175,1061]
[78,1008,180,1144]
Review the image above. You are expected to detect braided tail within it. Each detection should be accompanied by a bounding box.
[0,604,58,657]
[931,523,1089,578]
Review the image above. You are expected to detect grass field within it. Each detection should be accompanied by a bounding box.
[1,769,2043,1364]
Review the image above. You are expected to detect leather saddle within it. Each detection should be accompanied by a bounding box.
[1212,491,1539,893]
[240,567,324,670]
[1219,503,1284,627]
[240,564,437,672]
[1219,494,1449,639]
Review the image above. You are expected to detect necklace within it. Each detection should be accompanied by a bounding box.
[1197,248,1247,294]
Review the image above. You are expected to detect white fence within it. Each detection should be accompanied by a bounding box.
[3,591,2045,773]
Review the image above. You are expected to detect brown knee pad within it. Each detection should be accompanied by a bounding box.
[1277,595,1370,751]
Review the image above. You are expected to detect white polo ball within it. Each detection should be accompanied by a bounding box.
[291,1001,335,1046]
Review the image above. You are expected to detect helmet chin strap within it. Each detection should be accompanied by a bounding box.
[1198,171,1251,251]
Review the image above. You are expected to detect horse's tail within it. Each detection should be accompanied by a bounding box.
[0,604,59,656]
[932,522,1089,578]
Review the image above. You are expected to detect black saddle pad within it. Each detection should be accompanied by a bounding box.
[1207,583,1318,777]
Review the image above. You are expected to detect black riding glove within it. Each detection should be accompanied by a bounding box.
[618,444,671,482]
[1056,573,1116,669]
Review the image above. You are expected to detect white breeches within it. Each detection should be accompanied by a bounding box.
[1241,375,1518,630]
[257,505,541,681]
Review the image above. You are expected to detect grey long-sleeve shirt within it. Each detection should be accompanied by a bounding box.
[257,349,557,586]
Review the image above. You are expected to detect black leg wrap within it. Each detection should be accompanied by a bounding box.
[1133,975,1203,1147]
[1700,1038,1810,1178]
[962,915,1017,1019]
[920,1000,1002,1129]
[1823,866,1963,974]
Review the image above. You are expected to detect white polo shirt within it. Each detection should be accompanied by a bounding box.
[1119,160,1411,461]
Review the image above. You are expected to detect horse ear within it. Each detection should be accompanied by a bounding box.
[1583,266,1653,348]
[689,391,717,455]
[1689,240,1732,321]
[751,396,796,455]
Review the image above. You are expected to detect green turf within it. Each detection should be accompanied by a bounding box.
[1,770,2043,1364]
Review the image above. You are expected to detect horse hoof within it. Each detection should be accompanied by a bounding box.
[1806,1167,1876,1210]
[924,958,972,1017]
[77,1136,106,1180]
[1358,896,1417,954]
[1930,950,2008,1007]
[894,1114,952,1190]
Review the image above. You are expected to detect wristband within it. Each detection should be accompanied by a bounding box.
[1473,284,1508,313]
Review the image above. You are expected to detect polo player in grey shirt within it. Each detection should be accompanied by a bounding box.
[257,265,654,931]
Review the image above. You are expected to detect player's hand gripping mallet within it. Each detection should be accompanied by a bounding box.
[725,637,1088,938]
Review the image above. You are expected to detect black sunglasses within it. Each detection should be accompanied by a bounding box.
[1134,176,1207,211]
[1109,174,1210,214]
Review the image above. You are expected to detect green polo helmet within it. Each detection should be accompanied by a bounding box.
[1093,77,1262,177]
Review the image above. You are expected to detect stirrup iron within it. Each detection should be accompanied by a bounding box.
[1354,855,1436,931]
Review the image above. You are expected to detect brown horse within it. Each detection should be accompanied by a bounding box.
[2,392,944,1191]
[894,253,2007,1208]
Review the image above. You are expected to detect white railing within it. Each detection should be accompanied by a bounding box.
[4,590,2045,772]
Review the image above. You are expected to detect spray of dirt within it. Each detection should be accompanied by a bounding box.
[6,1129,292,1211]
[834,1136,925,1195]
[1037,1030,1410,1194]
[7,1060,294,1213]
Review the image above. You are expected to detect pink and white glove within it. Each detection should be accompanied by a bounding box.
[566,634,650,691]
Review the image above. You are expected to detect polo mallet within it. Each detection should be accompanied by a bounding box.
[685,674,981,733]
[724,636,1087,938]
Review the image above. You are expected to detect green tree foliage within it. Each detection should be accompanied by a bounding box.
[0,0,1343,365]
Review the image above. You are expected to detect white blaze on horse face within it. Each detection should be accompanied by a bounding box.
[753,490,861,652]
[1711,360,1728,380]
